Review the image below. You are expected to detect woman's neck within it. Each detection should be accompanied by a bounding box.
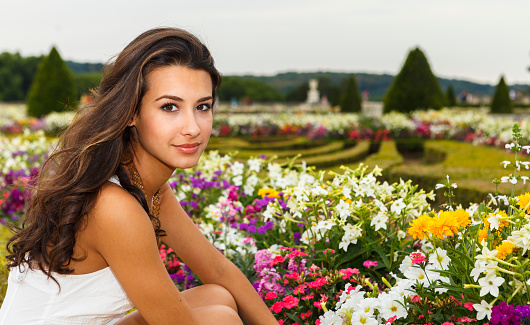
[129,146,174,205]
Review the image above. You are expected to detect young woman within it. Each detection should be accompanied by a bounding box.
[0,28,279,325]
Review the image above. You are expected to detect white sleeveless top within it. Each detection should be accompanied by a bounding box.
[0,264,134,324]
[0,177,134,324]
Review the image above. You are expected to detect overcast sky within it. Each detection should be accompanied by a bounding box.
[1,0,529,85]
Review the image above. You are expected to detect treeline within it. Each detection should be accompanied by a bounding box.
[0,51,102,102]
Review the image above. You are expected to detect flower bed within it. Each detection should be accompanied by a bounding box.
[1,121,529,323]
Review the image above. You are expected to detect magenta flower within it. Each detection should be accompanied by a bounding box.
[363,260,378,268]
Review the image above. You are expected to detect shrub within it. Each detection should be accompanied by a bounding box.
[26,47,76,117]
[339,75,362,113]
[383,47,445,113]
[490,76,512,114]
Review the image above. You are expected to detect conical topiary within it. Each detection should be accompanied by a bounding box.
[490,76,512,114]
[446,85,456,107]
[340,75,362,113]
[27,47,76,117]
[383,47,445,113]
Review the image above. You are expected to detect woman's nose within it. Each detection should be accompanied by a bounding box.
[180,110,200,137]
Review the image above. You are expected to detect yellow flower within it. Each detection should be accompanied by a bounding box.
[257,188,280,198]
[495,241,514,260]
[453,208,471,228]
[408,214,433,240]
[517,192,530,213]
[429,211,460,239]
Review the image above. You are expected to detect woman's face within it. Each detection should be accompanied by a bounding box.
[131,65,213,170]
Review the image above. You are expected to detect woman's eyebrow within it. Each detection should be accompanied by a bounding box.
[154,95,213,102]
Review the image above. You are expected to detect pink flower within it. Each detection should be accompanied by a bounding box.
[265,292,277,299]
[309,264,320,271]
[385,315,397,324]
[363,260,378,268]
[323,248,335,254]
[270,302,284,313]
[339,268,359,279]
[463,302,474,311]
[410,295,421,303]
[410,252,427,264]
[441,323,454,325]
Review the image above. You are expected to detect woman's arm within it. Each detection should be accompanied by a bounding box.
[90,184,203,324]
[158,183,278,325]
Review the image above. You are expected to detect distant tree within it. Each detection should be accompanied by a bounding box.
[218,77,283,103]
[74,73,102,98]
[0,52,41,101]
[285,81,309,102]
[383,47,445,113]
[316,76,341,106]
[27,47,77,117]
[340,75,362,112]
[490,76,512,114]
[446,85,457,107]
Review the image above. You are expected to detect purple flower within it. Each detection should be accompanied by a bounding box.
[491,302,520,325]
[247,225,257,234]
[516,305,530,321]
[257,225,268,235]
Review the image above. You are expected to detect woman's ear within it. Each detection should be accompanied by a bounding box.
[128,117,136,127]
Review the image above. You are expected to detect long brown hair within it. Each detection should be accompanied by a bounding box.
[6,27,222,281]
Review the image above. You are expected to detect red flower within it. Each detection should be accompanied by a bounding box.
[456,317,476,323]
[285,272,300,280]
[463,302,474,311]
[270,302,284,313]
[283,295,299,309]
[294,284,307,295]
[265,292,277,299]
[270,255,285,266]
[301,311,312,320]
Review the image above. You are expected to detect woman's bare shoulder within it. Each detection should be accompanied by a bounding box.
[88,182,153,243]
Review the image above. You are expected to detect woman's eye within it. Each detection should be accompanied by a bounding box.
[161,103,178,112]
[197,104,211,111]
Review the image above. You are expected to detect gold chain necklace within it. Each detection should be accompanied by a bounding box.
[126,159,161,218]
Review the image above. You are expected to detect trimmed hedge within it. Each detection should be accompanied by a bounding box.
[296,140,371,169]
[223,141,346,160]
[362,140,404,173]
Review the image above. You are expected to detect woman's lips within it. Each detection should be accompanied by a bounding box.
[173,142,200,153]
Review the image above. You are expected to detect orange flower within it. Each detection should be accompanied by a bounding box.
[430,211,460,239]
[408,214,433,240]
[517,192,530,213]
[453,208,471,228]
[495,241,514,260]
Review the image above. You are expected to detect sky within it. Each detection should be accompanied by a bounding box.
[1,0,529,85]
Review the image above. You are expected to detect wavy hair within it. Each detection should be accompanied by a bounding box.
[6,27,222,281]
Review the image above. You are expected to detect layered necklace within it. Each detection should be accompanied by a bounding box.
[125,157,161,218]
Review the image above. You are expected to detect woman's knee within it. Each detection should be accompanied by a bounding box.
[195,305,242,325]
[182,284,237,312]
